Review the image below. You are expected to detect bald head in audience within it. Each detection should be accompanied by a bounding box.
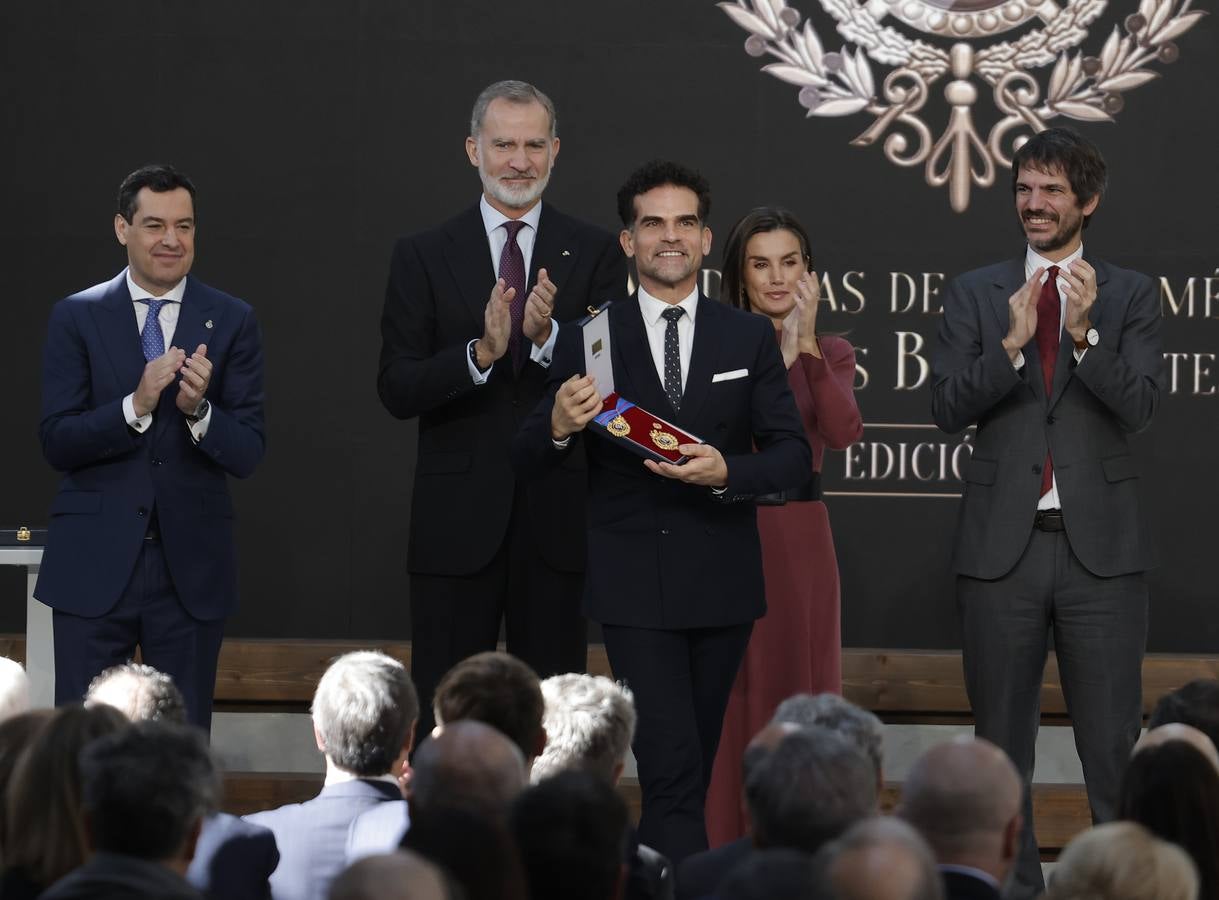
[329,851,453,900]
[409,719,527,817]
[818,817,944,900]
[897,737,1022,885]
[85,662,187,723]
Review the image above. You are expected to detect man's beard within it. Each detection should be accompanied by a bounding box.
[1021,210,1083,255]
[480,162,550,211]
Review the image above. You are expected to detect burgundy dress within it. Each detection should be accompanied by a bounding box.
[704,336,863,846]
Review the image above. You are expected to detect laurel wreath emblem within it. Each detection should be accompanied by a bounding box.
[720,0,1204,210]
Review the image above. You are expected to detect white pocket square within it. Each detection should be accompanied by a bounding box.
[712,368,749,383]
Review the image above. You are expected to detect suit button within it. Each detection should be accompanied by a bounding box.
[1031,464,1041,475]
[1046,415,1055,425]
[661,529,670,536]
[152,458,164,466]
[137,507,147,517]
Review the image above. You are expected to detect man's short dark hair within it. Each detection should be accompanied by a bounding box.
[313,650,419,776]
[79,721,219,860]
[1010,128,1107,226]
[510,770,628,900]
[616,160,711,228]
[85,662,187,724]
[1149,680,1219,751]
[434,652,543,759]
[117,164,197,223]
[746,727,877,853]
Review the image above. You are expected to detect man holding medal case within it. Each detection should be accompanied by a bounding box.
[513,160,811,863]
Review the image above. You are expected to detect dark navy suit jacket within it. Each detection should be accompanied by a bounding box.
[36,270,266,620]
[187,812,279,900]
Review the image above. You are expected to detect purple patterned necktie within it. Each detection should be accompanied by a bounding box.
[499,220,528,371]
[140,298,168,361]
[661,306,685,411]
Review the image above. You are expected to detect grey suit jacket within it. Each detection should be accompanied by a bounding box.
[931,256,1164,579]
[244,779,402,900]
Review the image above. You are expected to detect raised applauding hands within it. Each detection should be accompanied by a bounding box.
[780,274,823,368]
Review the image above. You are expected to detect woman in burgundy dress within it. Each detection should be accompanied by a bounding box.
[704,207,863,845]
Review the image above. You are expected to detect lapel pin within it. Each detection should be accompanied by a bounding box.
[561,250,571,256]
[205,319,213,329]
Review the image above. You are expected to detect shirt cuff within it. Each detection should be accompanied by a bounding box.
[123,394,153,433]
[1073,346,1087,363]
[467,339,492,385]
[187,402,212,443]
[1012,351,1025,371]
[530,320,559,368]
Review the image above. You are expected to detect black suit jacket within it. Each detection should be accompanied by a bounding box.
[513,294,810,629]
[40,852,203,900]
[378,203,625,576]
[931,256,1164,579]
[674,837,752,900]
[941,869,1002,900]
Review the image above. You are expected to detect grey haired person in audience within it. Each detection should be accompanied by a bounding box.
[328,850,458,900]
[772,692,885,786]
[816,816,944,900]
[1044,821,1196,900]
[247,650,418,900]
[0,657,30,724]
[86,662,280,900]
[532,673,672,900]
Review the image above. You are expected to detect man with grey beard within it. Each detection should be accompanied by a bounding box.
[378,80,626,740]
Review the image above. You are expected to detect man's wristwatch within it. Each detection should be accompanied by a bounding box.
[1073,327,1100,351]
[185,399,210,423]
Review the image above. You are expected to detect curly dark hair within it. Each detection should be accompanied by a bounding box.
[616,159,711,227]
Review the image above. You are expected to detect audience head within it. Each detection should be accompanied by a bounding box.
[402,804,527,900]
[329,850,456,900]
[1044,821,1196,900]
[531,674,635,784]
[409,719,526,819]
[78,720,219,872]
[313,650,418,777]
[1119,734,1219,900]
[511,769,627,900]
[745,726,876,853]
[433,652,545,763]
[0,708,54,851]
[2,704,128,886]
[897,737,1022,884]
[719,848,828,900]
[0,657,30,723]
[1149,679,1219,751]
[816,817,943,900]
[773,693,885,784]
[1135,721,1219,771]
[85,662,187,723]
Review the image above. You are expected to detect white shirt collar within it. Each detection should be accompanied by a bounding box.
[125,268,187,304]
[1025,242,1083,278]
[479,195,542,239]
[637,284,700,326]
[324,767,401,788]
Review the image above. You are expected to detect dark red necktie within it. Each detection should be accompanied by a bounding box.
[499,219,527,372]
[1035,265,1060,496]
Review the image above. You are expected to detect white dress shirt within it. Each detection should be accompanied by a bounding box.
[122,269,211,441]
[1013,243,1086,510]
[466,196,559,383]
[637,284,699,392]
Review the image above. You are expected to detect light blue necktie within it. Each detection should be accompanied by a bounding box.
[140,298,168,361]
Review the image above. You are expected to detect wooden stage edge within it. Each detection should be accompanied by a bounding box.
[2,635,1214,718]
[4,635,1213,854]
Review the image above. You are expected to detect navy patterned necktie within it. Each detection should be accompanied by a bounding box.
[499,219,528,371]
[661,306,685,411]
[140,298,168,361]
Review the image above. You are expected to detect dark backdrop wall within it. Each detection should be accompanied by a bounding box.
[1,1,1215,648]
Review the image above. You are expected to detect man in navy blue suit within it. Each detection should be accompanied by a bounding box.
[36,164,266,730]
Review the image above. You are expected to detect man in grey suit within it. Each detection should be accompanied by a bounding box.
[245,651,418,900]
[931,127,1165,898]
